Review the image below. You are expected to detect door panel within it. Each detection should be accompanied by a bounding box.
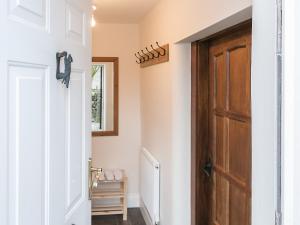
[215,174,229,225]
[228,46,251,116]
[214,53,226,111]
[228,119,251,184]
[229,184,248,225]
[63,0,91,224]
[8,0,48,29]
[215,116,226,170]
[65,71,85,220]
[209,28,251,225]
[8,63,49,225]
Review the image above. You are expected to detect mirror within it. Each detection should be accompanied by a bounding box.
[92,57,119,136]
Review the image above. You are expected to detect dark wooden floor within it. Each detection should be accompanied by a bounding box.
[92,208,146,225]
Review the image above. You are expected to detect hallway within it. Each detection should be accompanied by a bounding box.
[0,0,288,224]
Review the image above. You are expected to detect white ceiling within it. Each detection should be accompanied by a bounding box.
[93,0,160,23]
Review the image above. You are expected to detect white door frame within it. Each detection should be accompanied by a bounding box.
[282,0,300,224]
[252,0,279,223]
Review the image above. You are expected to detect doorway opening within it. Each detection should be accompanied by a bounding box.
[191,21,252,225]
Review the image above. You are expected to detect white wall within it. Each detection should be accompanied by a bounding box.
[140,0,277,225]
[92,23,141,207]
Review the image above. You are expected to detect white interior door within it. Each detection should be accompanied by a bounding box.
[0,0,92,225]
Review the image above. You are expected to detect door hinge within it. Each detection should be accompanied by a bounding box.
[275,211,282,225]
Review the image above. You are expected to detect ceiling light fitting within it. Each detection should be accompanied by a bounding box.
[91,5,97,27]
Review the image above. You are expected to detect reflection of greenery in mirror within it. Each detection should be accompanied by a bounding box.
[92,65,101,78]
[91,65,104,131]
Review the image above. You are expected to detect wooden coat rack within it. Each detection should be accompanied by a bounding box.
[135,42,169,68]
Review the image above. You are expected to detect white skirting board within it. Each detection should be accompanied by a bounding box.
[127,193,140,208]
[140,199,154,225]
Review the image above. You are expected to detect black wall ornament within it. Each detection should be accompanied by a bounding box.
[56,51,73,88]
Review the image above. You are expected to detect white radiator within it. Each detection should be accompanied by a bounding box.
[140,148,160,225]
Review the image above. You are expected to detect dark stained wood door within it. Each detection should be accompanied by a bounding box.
[208,27,252,225]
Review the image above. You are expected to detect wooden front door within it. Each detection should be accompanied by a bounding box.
[191,22,252,225]
[208,27,252,225]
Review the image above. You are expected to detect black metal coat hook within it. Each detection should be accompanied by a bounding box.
[56,51,73,88]
[138,52,146,62]
[135,53,142,64]
[156,42,166,56]
[141,50,149,61]
[150,44,160,58]
[145,47,155,59]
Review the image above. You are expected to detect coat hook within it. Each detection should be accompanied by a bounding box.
[141,50,149,61]
[138,52,146,62]
[156,42,166,56]
[145,47,154,59]
[135,53,142,64]
[150,44,160,58]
